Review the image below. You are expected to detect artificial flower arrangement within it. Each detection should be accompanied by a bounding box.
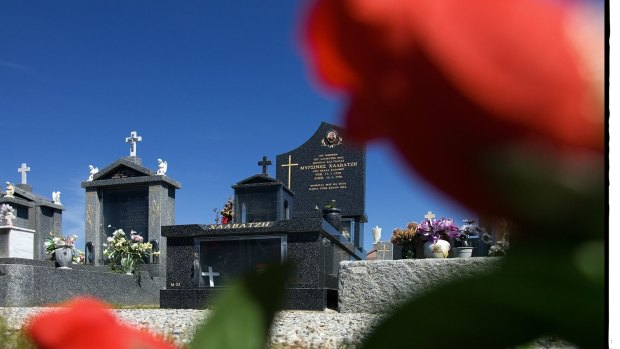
[415,217,460,257]
[44,231,85,264]
[103,229,157,274]
[390,221,418,245]
[454,219,487,247]
[390,221,419,259]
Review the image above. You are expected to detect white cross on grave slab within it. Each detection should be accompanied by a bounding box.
[424,211,436,220]
[17,163,30,184]
[125,131,142,157]
[201,266,220,287]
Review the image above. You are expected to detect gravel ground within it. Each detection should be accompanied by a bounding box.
[0,307,577,348]
[0,307,382,348]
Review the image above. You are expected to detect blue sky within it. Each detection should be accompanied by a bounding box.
[0,1,475,253]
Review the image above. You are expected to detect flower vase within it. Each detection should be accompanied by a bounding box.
[453,246,474,258]
[54,246,73,269]
[423,239,450,258]
[322,207,342,232]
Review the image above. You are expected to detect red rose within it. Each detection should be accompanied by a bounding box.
[303,0,603,217]
[26,297,176,349]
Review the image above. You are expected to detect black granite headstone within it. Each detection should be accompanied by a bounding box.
[276,122,367,251]
[276,122,365,217]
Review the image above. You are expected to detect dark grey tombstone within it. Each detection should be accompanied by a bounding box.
[81,156,180,276]
[276,122,367,253]
[232,174,294,223]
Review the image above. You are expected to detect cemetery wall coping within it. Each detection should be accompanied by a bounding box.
[338,258,503,313]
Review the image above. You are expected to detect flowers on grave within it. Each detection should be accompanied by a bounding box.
[44,232,85,264]
[454,219,487,247]
[416,217,460,243]
[220,199,234,224]
[390,222,418,245]
[25,297,176,349]
[103,229,154,274]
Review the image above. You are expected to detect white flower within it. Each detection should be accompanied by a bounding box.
[107,237,113,243]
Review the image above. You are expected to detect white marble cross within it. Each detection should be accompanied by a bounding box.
[424,211,436,220]
[17,163,30,184]
[201,266,220,287]
[125,131,142,157]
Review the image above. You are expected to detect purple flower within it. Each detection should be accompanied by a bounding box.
[417,218,435,235]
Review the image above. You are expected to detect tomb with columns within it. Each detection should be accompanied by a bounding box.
[81,131,181,277]
[161,122,367,310]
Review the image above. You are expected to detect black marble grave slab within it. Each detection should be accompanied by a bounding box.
[160,218,362,310]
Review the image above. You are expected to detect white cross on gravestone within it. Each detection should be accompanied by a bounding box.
[201,266,220,287]
[125,131,142,157]
[17,163,30,184]
[424,211,436,220]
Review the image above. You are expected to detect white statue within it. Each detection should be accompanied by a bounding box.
[156,159,168,176]
[52,191,62,205]
[5,182,14,198]
[88,165,99,181]
[372,225,382,244]
[0,204,16,226]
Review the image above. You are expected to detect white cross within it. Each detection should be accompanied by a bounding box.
[17,163,30,184]
[125,131,142,157]
[424,211,436,220]
[201,266,220,287]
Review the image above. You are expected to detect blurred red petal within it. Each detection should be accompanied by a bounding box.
[26,297,176,349]
[303,0,603,215]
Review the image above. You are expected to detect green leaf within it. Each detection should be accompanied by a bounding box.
[362,238,605,349]
[190,262,292,349]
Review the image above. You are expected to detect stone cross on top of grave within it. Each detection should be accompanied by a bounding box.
[258,156,272,175]
[125,131,142,157]
[18,163,30,184]
[424,211,436,220]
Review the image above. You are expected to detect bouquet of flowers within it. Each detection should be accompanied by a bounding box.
[416,217,460,243]
[43,232,85,264]
[103,229,156,274]
[390,221,418,245]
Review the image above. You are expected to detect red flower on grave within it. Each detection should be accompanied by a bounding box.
[25,297,176,349]
[302,0,603,217]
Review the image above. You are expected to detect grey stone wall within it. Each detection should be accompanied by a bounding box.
[338,258,502,313]
[0,259,163,306]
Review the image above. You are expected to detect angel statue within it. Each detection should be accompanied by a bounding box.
[52,191,62,205]
[5,182,15,198]
[156,159,168,176]
[88,165,99,181]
